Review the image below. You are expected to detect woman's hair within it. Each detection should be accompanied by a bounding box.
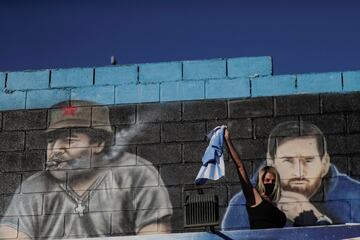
[256,166,281,203]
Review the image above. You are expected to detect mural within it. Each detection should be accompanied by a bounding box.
[0,93,359,239]
[222,121,360,229]
[0,100,172,239]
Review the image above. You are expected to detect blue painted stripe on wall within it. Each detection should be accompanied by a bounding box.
[297,72,342,94]
[26,89,70,109]
[2,57,360,110]
[343,71,360,92]
[0,73,5,89]
[95,65,138,85]
[206,78,250,99]
[115,84,160,104]
[227,56,272,78]
[7,70,49,90]
[160,81,205,102]
[252,75,296,97]
[51,68,93,88]
[71,86,115,105]
[139,62,182,83]
[183,59,226,80]
[0,91,26,111]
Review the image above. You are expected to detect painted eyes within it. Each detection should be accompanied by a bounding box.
[46,137,79,145]
[282,158,315,164]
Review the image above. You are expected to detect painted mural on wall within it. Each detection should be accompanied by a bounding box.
[222,121,360,229]
[0,92,359,239]
[0,100,173,239]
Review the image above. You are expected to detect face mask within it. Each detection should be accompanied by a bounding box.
[264,183,275,197]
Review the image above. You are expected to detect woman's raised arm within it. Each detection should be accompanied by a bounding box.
[224,129,261,207]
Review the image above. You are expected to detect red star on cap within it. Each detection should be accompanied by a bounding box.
[62,106,77,116]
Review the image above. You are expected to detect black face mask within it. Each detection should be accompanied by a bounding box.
[264,183,275,197]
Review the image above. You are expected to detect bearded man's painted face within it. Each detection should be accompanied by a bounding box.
[46,132,99,182]
[272,137,328,198]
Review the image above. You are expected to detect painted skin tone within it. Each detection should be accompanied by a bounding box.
[268,136,331,222]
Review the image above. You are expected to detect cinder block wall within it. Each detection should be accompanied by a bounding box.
[0,56,360,238]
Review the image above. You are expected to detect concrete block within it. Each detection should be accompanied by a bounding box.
[137,143,182,165]
[111,211,136,235]
[346,134,360,154]
[0,173,21,194]
[0,132,25,151]
[297,72,342,94]
[115,83,159,104]
[160,81,204,102]
[226,158,251,181]
[162,122,206,142]
[322,92,360,113]
[183,59,226,80]
[275,94,319,116]
[206,78,250,99]
[331,156,349,175]
[0,196,14,215]
[300,114,346,134]
[137,102,181,123]
[116,123,161,145]
[90,189,132,211]
[3,109,47,130]
[7,70,49,90]
[348,112,360,133]
[165,187,182,208]
[252,75,296,97]
[51,67,93,88]
[71,86,115,105]
[326,135,348,155]
[44,192,77,214]
[26,129,69,150]
[160,163,200,185]
[253,116,297,138]
[227,56,272,78]
[23,150,46,171]
[183,100,227,120]
[229,97,273,118]
[111,165,159,187]
[0,152,22,172]
[349,155,360,177]
[0,72,5,89]
[183,142,207,163]
[0,91,26,111]
[139,61,181,83]
[343,71,360,92]
[232,138,267,160]
[95,65,137,85]
[108,105,136,125]
[26,89,70,109]
[226,119,253,139]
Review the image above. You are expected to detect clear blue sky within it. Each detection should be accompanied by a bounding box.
[0,0,359,74]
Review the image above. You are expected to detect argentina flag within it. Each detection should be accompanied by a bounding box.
[195,126,226,185]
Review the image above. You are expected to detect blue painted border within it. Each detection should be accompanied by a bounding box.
[0,57,359,110]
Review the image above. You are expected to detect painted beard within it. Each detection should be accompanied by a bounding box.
[281,177,322,198]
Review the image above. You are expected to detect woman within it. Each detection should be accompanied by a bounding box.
[224,128,286,229]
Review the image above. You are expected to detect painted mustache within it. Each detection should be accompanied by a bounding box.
[288,178,310,183]
[46,158,89,170]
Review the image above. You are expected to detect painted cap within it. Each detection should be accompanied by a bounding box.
[46,100,112,133]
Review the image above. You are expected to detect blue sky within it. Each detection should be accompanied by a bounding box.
[0,0,359,74]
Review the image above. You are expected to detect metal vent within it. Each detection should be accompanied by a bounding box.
[184,193,219,228]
